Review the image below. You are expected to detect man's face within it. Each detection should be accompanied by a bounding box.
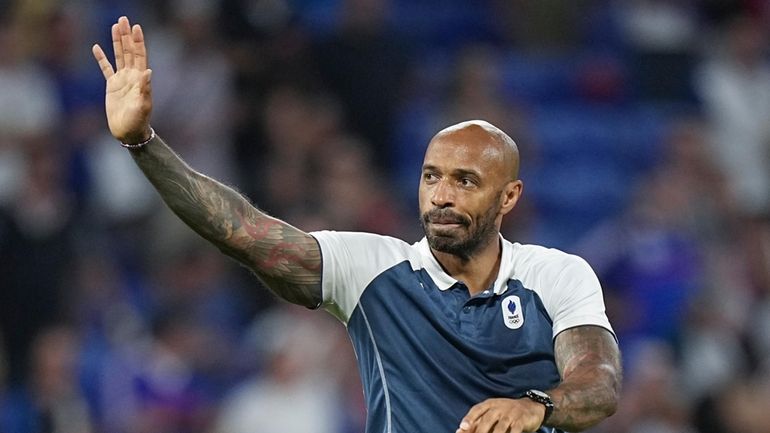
[418,128,510,259]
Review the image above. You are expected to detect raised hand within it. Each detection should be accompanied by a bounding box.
[92,16,153,144]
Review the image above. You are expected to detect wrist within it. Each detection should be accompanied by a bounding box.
[121,127,155,149]
[525,389,554,427]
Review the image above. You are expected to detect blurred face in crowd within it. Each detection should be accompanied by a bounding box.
[419,121,522,259]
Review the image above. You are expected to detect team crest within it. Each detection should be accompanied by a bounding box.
[501,295,524,329]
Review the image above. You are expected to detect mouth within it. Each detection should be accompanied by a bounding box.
[429,221,464,229]
[423,210,469,229]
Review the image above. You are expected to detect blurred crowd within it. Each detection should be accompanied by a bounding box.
[1,0,769,432]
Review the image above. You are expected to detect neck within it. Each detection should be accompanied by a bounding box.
[432,236,502,296]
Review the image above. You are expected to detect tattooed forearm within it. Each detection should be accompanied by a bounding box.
[546,326,622,432]
[128,135,322,307]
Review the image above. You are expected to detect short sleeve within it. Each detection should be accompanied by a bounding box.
[543,255,615,339]
[310,231,412,324]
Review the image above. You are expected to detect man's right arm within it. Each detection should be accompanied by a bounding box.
[130,135,322,307]
[92,16,322,308]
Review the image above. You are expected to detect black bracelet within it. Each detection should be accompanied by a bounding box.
[121,127,156,149]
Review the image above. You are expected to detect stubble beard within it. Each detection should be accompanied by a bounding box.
[421,200,501,261]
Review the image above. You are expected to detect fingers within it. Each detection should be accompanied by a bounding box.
[458,399,535,433]
[108,16,147,72]
[464,413,521,433]
[119,16,135,68]
[460,402,490,431]
[132,24,148,70]
[92,44,114,79]
[458,404,488,433]
[111,23,123,69]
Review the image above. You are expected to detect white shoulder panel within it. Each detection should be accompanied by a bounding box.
[509,243,614,339]
[310,231,417,324]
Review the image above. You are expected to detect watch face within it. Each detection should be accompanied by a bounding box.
[527,389,554,407]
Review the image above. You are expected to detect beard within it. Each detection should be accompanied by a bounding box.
[420,199,501,260]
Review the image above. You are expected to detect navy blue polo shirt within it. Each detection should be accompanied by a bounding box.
[311,231,614,433]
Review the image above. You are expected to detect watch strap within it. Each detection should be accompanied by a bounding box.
[525,389,554,426]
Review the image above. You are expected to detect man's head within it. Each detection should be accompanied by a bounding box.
[419,120,523,259]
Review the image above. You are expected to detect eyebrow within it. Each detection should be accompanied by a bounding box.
[453,168,481,179]
[422,165,482,179]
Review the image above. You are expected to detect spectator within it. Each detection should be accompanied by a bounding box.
[0,326,93,433]
[216,306,353,433]
[695,14,770,217]
[0,138,76,386]
[149,0,236,183]
[618,0,699,101]
[314,0,411,168]
[0,15,61,205]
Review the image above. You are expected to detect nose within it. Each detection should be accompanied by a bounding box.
[431,180,455,208]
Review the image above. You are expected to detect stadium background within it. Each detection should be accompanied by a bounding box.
[1,0,770,432]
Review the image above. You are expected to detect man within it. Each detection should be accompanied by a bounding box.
[92,16,621,433]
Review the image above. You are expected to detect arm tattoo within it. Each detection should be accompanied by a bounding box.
[546,326,622,432]
[129,136,322,308]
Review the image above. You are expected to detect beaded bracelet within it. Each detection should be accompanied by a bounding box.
[120,127,156,149]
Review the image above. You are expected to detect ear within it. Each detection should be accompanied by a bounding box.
[499,180,523,216]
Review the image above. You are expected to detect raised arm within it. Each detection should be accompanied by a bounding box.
[92,16,322,308]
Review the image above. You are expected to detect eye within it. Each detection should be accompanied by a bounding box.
[459,177,477,188]
[423,172,438,183]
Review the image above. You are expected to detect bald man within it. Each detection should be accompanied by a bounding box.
[93,16,621,433]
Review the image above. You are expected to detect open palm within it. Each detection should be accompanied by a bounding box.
[92,16,153,144]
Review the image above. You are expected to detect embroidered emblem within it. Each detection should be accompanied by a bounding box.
[501,295,524,329]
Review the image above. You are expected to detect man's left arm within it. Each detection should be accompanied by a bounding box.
[547,325,622,431]
[457,325,621,433]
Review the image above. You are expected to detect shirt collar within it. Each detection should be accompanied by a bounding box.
[417,235,514,294]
